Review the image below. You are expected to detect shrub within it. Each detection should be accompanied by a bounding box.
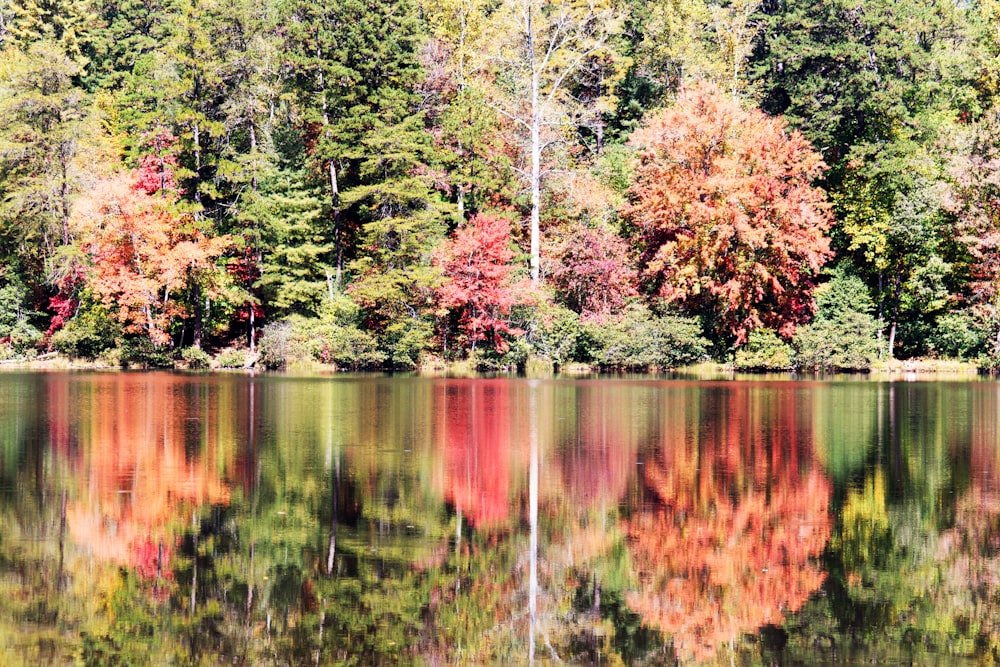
[734,329,793,371]
[180,346,212,369]
[379,318,431,370]
[927,311,986,360]
[258,321,293,370]
[119,336,174,368]
[0,281,42,357]
[257,314,386,371]
[520,301,583,367]
[793,269,879,372]
[215,348,248,369]
[585,304,708,370]
[50,305,119,359]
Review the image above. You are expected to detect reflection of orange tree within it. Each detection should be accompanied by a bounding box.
[66,377,231,583]
[626,390,832,662]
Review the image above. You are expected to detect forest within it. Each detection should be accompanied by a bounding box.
[1,0,1000,371]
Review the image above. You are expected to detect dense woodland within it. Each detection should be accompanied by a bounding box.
[2,0,1000,370]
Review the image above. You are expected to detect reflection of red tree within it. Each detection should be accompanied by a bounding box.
[436,381,511,530]
[66,375,231,580]
[626,387,832,662]
[559,386,635,508]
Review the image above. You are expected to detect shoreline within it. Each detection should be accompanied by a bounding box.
[0,354,983,379]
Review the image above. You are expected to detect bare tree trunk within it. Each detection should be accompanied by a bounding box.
[329,160,342,285]
[528,3,541,285]
[887,274,902,360]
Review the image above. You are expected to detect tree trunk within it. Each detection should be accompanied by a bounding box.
[192,282,203,349]
[887,274,902,360]
[60,155,71,245]
[528,3,541,285]
[192,122,202,204]
[329,160,342,285]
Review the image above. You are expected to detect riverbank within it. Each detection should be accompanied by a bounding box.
[0,352,985,379]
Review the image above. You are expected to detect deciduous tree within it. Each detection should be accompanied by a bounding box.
[468,0,628,284]
[624,82,832,344]
[70,171,231,346]
[435,213,527,353]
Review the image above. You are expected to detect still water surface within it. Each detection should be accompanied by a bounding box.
[0,372,997,664]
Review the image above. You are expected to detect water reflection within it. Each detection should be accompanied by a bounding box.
[625,386,831,662]
[3,374,1000,663]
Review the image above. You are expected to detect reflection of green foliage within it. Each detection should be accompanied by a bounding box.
[80,571,171,665]
[810,383,878,483]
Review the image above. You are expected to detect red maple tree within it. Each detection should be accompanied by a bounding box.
[623,83,833,344]
[435,214,528,353]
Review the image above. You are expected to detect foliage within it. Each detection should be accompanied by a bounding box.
[256,313,386,371]
[548,223,637,319]
[584,304,708,370]
[0,40,108,288]
[1,0,1000,364]
[519,300,584,367]
[624,82,833,346]
[214,348,247,369]
[793,269,880,371]
[70,170,232,347]
[118,335,174,368]
[927,311,986,360]
[436,214,527,355]
[0,280,42,355]
[734,328,793,371]
[179,346,211,369]
[48,300,119,359]
[752,0,978,181]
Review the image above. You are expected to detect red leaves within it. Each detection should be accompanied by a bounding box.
[133,130,181,197]
[549,223,637,319]
[624,83,834,344]
[435,214,528,352]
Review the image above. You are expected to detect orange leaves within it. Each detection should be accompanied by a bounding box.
[624,82,833,344]
[625,386,832,661]
[71,170,229,345]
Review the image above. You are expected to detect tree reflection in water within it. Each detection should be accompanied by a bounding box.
[64,376,231,590]
[13,376,1000,664]
[625,387,832,662]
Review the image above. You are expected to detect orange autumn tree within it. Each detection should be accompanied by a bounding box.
[624,83,833,344]
[71,170,230,346]
[625,387,832,662]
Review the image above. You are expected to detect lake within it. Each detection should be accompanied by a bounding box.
[0,371,996,664]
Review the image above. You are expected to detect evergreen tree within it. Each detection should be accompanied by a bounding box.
[0,41,107,288]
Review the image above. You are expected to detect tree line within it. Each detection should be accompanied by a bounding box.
[1,0,999,370]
